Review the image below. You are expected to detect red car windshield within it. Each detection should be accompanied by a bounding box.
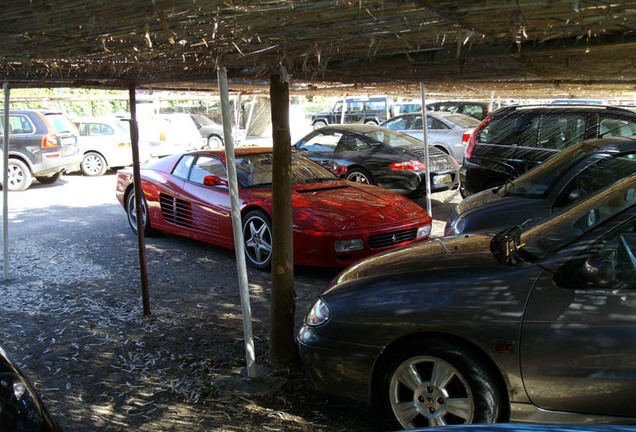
[237,152,336,188]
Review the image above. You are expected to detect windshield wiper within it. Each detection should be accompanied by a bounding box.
[491,224,528,265]
[298,177,338,184]
[243,182,272,189]
[497,178,515,196]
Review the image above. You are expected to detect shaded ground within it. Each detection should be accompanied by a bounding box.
[0,172,459,431]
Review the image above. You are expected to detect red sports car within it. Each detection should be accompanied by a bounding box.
[115,148,432,268]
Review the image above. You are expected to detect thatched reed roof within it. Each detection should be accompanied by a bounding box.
[1,1,635,97]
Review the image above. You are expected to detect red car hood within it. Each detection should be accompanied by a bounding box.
[289,180,429,231]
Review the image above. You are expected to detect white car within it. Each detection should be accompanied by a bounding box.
[158,113,207,151]
[76,116,151,176]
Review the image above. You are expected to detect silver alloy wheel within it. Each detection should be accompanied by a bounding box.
[207,135,223,149]
[81,152,107,176]
[126,191,147,233]
[243,213,272,267]
[7,164,26,189]
[346,170,371,184]
[389,355,474,428]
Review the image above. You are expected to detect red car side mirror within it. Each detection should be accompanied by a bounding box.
[203,175,228,187]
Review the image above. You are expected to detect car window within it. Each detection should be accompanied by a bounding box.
[349,100,363,112]
[554,153,636,207]
[189,155,227,185]
[436,103,459,114]
[44,113,77,134]
[383,117,410,130]
[337,134,371,151]
[298,132,342,153]
[173,154,195,179]
[599,117,636,138]
[237,152,335,188]
[7,115,35,134]
[82,123,115,136]
[429,118,448,130]
[462,104,485,119]
[477,113,531,145]
[536,113,586,150]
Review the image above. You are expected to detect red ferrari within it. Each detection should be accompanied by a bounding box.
[115,148,432,268]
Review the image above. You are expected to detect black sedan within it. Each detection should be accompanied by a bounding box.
[446,137,636,235]
[298,175,636,429]
[293,124,459,197]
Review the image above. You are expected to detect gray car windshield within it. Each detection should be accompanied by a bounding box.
[501,142,600,198]
[237,152,336,188]
[363,129,427,148]
[517,178,636,260]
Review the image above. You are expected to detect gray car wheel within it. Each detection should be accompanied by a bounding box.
[81,152,108,176]
[242,210,272,270]
[126,190,158,236]
[382,340,499,429]
[35,171,63,185]
[313,121,327,130]
[207,135,224,149]
[346,168,375,185]
[7,159,33,191]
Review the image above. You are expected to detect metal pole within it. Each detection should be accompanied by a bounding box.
[340,94,347,124]
[217,67,257,378]
[128,85,152,316]
[420,84,432,217]
[490,90,495,111]
[2,83,10,280]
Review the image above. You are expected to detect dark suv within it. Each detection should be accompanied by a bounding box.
[0,109,81,191]
[460,105,636,197]
[311,96,388,129]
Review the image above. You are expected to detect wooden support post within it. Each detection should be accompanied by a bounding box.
[2,83,10,280]
[128,85,151,316]
[269,71,297,367]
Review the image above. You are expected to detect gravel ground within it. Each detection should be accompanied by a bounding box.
[0,171,460,431]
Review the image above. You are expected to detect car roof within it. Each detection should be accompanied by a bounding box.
[492,104,636,116]
[191,146,274,163]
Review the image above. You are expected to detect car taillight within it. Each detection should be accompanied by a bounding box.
[461,133,471,145]
[389,160,426,171]
[118,142,132,148]
[465,115,491,160]
[41,133,58,148]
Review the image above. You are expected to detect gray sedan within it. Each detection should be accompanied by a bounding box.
[381,111,481,162]
[445,137,636,235]
[298,175,636,429]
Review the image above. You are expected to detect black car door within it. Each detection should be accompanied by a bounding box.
[520,210,636,417]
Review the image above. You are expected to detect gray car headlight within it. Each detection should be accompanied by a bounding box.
[305,298,330,326]
[416,224,431,239]
[335,239,364,253]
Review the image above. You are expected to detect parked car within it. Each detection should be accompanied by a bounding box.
[76,116,150,176]
[298,175,636,429]
[190,113,224,149]
[136,114,191,158]
[294,124,459,197]
[311,96,388,129]
[0,109,82,191]
[446,137,636,235]
[158,113,206,151]
[116,148,432,269]
[426,101,491,120]
[460,104,636,197]
[0,345,63,431]
[389,101,421,117]
[381,111,481,162]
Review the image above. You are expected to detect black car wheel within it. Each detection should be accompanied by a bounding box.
[207,135,224,149]
[35,171,63,185]
[242,210,272,270]
[382,339,499,429]
[126,190,158,236]
[313,121,327,130]
[346,168,375,185]
[81,152,108,176]
[7,159,33,191]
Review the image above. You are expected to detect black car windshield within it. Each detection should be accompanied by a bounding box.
[515,177,636,261]
[237,152,336,188]
[500,142,600,198]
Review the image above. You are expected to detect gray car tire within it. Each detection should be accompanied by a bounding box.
[242,210,272,270]
[313,121,327,130]
[345,167,375,185]
[207,135,224,149]
[381,338,500,429]
[6,159,33,191]
[35,171,63,185]
[126,190,158,236]
[81,152,108,176]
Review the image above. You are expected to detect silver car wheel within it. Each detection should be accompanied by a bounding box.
[242,212,272,269]
[207,135,224,149]
[81,152,107,176]
[126,191,147,234]
[389,355,474,428]
[7,159,32,191]
[346,169,372,184]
